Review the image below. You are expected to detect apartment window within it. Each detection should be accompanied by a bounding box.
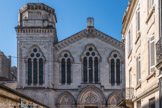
[127,27,133,54]
[129,69,132,88]
[149,98,155,108]
[149,36,155,73]
[137,56,141,85]
[149,0,154,11]
[137,7,140,33]
[137,100,141,108]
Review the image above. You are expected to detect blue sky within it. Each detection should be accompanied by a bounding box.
[0,0,129,66]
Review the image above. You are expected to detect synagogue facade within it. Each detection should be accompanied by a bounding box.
[15,3,125,108]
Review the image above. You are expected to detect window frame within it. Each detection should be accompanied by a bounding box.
[137,55,141,85]
[26,47,45,86]
[81,45,101,84]
[136,7,141,34]
[149,36,155,74]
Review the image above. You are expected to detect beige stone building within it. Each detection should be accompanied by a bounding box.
[117,0,162,108]
[15,3,125,108]
[0,84,48,108]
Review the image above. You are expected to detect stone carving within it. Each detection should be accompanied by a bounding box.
[61,96,73,104]
[84,92,98,104]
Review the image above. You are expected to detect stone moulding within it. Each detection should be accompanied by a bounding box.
[55,29,125,50]
[15,28,55,34]
[19,3,55,15]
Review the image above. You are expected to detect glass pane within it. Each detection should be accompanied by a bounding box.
[67,58,71,84]
[111,59,115,85]
[28,58,32,85]
[89,57,93,83]
[95,57,98,83]
[116,59,120,84]
[149,98,155,108]
[33,58,37,85]
[83,57,87,83]
[61,59,65,84]
[39,58,43,85]
[151,42,155,67]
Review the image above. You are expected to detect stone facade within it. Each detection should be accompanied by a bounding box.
[0,84,48,108]
[118,0,162,108]
[15,3,125,108]
[0,51,11,80]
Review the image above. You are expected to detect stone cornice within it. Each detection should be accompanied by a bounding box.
[15,27,56,34]
[55,28,124,50]
[122,0,136,35]
[20,3,54,14]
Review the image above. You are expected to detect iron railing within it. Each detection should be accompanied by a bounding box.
[156,36,162,69]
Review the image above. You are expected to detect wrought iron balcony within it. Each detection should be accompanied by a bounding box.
[117,88,134,107]
[156,36,162,69]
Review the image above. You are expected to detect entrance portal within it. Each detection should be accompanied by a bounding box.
[85,107,98,108]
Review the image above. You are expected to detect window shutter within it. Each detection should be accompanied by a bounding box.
[149,36,155,73]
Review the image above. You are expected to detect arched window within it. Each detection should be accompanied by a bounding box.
[59,51,73,85]
[26,47,45,86]
[109,52,121,85]
[81,45,101,84]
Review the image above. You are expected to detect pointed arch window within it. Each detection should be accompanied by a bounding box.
[26,47,45,86]
[81,45,101,84]
[59,51,73,85]
[109,52,121,85]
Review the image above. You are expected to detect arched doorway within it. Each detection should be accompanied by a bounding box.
[77,86,106,108]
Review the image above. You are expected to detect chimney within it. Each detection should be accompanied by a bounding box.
[87,17,94,28]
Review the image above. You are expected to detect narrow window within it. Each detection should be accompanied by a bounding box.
[28,58,32,85]
[137,100,141,108]
[137,56,141,85]
[116,59,120,84]
[89,57,93,83]
[149,98,155,108]
[95,57,98,83]
[83,57,87,83]
[61,58,65,84]
[149,36,155,73]
[33,58,37,85]
[111,59,115,85]
[149,0,154,11]
[39,58,43,85]
[137,7,140,33]
[67,58,71,84]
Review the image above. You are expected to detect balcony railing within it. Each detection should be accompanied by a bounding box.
[156,36,162,69]
[117,88,134,107]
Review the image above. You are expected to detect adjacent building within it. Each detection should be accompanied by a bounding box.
[15,3,125,108]
[0,51,11,81]
[0,84,49,108]
[117,0,162,108]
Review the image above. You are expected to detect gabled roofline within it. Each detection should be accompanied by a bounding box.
[55,28,124,50]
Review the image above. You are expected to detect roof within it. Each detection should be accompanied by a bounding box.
[55,28,124,50]
[0,84,49,108]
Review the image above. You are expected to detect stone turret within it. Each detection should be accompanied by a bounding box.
[17,3,57,28]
